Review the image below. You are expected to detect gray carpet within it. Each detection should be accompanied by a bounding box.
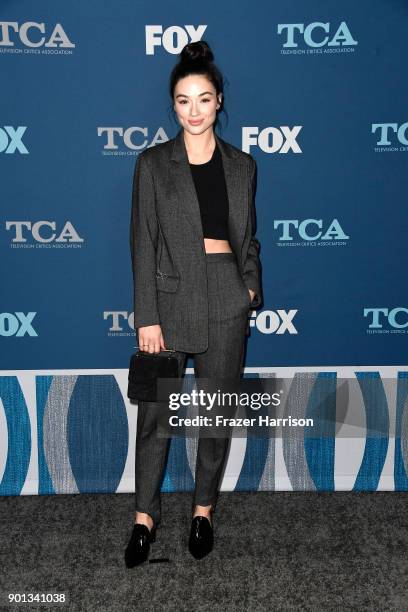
[1,491,407,611]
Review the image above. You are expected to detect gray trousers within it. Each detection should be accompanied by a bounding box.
[135,252,250,527]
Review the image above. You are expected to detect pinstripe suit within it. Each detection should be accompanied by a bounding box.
[130,127,263,353]
[130,128,263,526]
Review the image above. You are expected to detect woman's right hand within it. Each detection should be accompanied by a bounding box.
[138,325,166,353]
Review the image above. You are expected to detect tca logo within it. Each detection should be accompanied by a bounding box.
[364,308,408,329]
[0,126,28,154]
[145,25,207,55]
[243,127,302,154]
[6,221,84,244]
[372,123,408,146]
[274,219,349,242]
[98,126,169,150]
[277,21,357,48]
[104,311,135,332]
[0,313,37,337]
[0,21,74,48]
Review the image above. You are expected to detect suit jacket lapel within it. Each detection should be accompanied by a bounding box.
[169,128,249,266]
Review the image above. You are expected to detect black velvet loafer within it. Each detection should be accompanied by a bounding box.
[124,523,156,568]
[188,515,214,560]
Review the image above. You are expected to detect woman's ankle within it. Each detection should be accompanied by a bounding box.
[134,511,154,530]
[192,504,213,519]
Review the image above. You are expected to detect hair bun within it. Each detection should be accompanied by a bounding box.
[180,40,214,65]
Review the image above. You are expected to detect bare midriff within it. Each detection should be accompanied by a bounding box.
[203,238,233,254]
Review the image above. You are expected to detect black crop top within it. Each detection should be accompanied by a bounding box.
[189,143,230,240]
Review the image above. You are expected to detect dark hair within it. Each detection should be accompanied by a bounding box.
[168,40,228,131]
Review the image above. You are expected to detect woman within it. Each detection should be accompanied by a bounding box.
[125,40,262,567]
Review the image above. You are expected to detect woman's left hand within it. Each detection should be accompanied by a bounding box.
[248,289,255,304]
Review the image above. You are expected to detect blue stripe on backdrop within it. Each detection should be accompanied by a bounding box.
[304,373,337,491]
[0,377,31,495]
[67,376,128,493]
[353,373,389,491]
[37,376,55,494]
[394,373,408,490]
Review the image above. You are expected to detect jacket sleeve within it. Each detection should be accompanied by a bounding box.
[130,152,160,329]
[242,157,263,308]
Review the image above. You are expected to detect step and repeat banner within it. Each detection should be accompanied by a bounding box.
[1,1,407,495]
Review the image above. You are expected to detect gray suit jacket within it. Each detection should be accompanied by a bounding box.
[130,127,263,353]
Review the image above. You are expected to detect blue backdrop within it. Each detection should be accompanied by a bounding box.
[1,1,407,496]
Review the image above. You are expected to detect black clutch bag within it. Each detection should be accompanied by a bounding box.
[127,347,179,402]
